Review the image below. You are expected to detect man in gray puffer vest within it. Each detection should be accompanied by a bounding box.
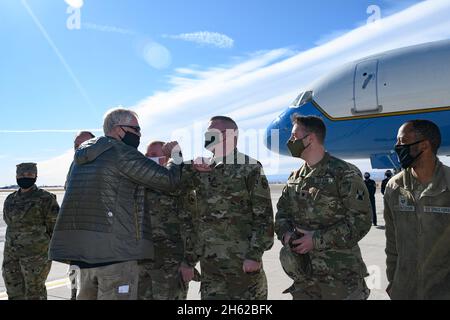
[49,108,183,300]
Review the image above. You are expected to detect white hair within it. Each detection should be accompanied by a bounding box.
[103,107,138,135]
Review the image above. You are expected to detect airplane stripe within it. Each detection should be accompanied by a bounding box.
[311,100,450,121]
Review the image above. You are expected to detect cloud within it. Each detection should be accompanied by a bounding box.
[164,31,234,49]
[82,23,136,36]
[133,0,450,173]
[0,129,102,134]
[80,23,171,70]
[314,29,352,46]
[23,0,450,185]
[37,150,74,186]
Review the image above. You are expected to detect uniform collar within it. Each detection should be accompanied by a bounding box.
[403,160,449,197]
[299,152,330,178]
[308,152,330,169]
[211,148,243,167]
[17,185,38,198]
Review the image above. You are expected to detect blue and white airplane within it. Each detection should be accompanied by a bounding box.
[264,39,450,169]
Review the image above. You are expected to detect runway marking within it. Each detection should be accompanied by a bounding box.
[0,277,70,300]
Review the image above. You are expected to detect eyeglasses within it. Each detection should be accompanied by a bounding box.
[119,125,141,133]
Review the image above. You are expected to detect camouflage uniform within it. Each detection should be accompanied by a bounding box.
[138,186,197,300]
[2,164,60,300]
[275,152,372,300]
[184,149,274,300]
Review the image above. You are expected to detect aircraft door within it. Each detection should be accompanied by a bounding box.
[353,59,381,114]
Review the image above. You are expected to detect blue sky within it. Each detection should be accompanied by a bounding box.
[1,0,449,185]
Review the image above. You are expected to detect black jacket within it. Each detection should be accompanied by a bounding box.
[49,136,182,264]
[364,179,376,198]
[381,177,391,195]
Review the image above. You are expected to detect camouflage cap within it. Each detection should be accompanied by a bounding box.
[16,163,37,176]
[279,245,313,281]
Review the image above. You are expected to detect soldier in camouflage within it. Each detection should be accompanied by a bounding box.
[138,141,198,300]
[182,116,274,300]
[275,115,372,300]
[2,163,60,300]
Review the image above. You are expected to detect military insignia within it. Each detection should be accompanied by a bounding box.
[424,206,450,214]
[261,178,269,189]
[396,195,415,212]
[313,177,334,185]
[399,195,407,207]
[356,189,365,201]
[396,205,415,212]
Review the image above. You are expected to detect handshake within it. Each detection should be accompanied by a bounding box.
[148,141,212,171]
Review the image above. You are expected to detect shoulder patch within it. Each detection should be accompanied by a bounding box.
[240,152,259,166]
[4,192,16,202]
[330,156,362,177]
[387,171,404,189]
[356,189,365,201]
[261,177,269,189]
[38,189,55,199]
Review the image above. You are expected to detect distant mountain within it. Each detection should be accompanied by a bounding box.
[0,185,63,190]
[267,174,290,184]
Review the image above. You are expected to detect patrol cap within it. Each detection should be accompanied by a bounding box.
[16,163,37,176]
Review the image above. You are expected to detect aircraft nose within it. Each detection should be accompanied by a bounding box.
[264,111,292,156]
[264,99,315,156]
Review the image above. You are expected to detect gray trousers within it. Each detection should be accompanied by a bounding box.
[76,261,139,300]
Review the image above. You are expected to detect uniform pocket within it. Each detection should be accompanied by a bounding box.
[98,262,138,300]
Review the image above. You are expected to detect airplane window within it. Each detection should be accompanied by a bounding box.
[289,90,313,108]
[290,92,304,106]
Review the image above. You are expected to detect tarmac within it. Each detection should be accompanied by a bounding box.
[0,184,389,300]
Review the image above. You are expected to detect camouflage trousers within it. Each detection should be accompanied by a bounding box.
[285,277,370,300]
[2,250,51,300]
[200,258,268,300]
[138,259,188,300]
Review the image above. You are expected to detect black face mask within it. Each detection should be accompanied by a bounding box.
[17,178,36,189]
[121,128,140,149]
[364,174,370,180]
[395,140,424,169]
